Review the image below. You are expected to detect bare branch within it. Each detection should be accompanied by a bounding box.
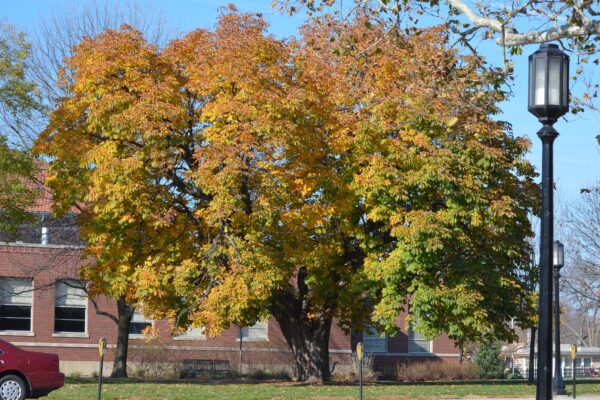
[89,296,119,324]
[447,0,502,32]
[502,20,600,46]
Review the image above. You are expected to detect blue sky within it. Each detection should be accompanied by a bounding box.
[2,0,599,205]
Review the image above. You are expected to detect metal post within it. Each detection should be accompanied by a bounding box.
[238,327,243,374]
[97,338,106,400]
[359,357,363,400]
[529,327,537,382]
[572,357,576,399]
[97,355,104,400]
[553,265,566,394]
[356,342,364,400]
[536,124,557,400]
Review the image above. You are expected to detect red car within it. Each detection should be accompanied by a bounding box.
[0,340,64,400]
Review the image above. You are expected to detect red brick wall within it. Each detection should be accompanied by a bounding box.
[352,308,459,371]
[1,243,456,371]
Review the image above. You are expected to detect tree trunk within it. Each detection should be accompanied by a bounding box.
[458,343,464,363]
[110,297,135,378]
[528,326,536,382]
[272,299,332,382]
[270,267,334,383]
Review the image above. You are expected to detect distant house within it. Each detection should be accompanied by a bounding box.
[0,190,459,376]
[512,344,600,378]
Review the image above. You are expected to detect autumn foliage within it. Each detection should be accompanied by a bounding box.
[36,9,538,381]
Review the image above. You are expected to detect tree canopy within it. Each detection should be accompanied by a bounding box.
[0,22,42,231]
[36,9,538,381]
[277,0,600,118]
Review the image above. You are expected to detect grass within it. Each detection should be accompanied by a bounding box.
[45,378,600,399]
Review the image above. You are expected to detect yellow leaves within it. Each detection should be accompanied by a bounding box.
[446,117,459,128]
[118,214,135,225]
[35,9,538,348]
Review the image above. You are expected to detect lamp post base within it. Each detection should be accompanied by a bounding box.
[552,376,567,395]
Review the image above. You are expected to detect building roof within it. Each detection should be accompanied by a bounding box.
[515,344,600,356]
[24,165,80,214]
[27,167,53,213]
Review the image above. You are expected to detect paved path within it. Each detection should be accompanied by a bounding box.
[442,397,600,400]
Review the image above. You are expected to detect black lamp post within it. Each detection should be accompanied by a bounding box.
[528,43,569,400]
[552,240,566,394]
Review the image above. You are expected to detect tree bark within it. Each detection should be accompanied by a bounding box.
[110,297,135,378]
[270,267,334,383]
[271,297,332,382]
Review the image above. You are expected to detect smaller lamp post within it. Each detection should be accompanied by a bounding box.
[552,240,566,394]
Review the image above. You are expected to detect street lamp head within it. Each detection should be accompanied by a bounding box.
[553,240,564,269]
[528,44,570,125]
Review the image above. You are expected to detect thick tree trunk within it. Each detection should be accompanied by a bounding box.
[270,267,334,383]
[110,297,135,378]
[273,304,332,382]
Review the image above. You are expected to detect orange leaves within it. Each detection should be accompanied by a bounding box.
[36,8,538,346]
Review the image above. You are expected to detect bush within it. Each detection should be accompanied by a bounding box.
[332,353,378,383]
[395,360,478,382]
[128,345,180,378]
[475,341,505,379]
[505,369,523,380]
[245,366,292,381]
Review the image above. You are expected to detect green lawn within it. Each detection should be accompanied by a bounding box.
[45,379,600,399]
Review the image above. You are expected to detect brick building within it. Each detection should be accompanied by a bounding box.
[0,193,459,376]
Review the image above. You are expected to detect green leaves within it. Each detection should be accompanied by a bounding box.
[0,23,41,231]
[37,12,537,353]
[0,136,38,231]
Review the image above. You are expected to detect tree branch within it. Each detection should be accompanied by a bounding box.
[502,20,600,46]
[89,296,119,324]
[447,0,502,32]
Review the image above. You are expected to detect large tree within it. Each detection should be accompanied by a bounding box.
[0,22,42,230]
[278,0,600,115]
[36,9,538,382]
[277,0,600,51]
[561,182,600,347]
[27,0,172,378]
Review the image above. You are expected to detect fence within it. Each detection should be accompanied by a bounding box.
[527,367,599,379]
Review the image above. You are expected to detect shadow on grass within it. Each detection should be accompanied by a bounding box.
[66,377,554,387]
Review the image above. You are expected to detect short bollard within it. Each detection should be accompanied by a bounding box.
[571,343,577,399]
[356,342,363,400]
[98,338,107,400]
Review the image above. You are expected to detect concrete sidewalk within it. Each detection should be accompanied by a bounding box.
[443,397,600,400]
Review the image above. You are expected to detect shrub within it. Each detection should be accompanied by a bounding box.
[245,367,292,381]
[475,341,505,379]
[506,369,524,380]
[128,345,180,378]
[332,353,378,383]
[395,360,478,382]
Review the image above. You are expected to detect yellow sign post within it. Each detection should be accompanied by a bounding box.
[356,342,364,400]
[99,338,107,357]
[571,343,577,399]
[97,338,107,400]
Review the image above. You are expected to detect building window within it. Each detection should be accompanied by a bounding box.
[174,326,206,340]
[129,310,152,335]
[54,280,87,333]
[41,227,49,245]
[240,321,268,341]
[0,278,33,332]
[184,327,205,337]
[408,324,431,353]
[363,325,387,353]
